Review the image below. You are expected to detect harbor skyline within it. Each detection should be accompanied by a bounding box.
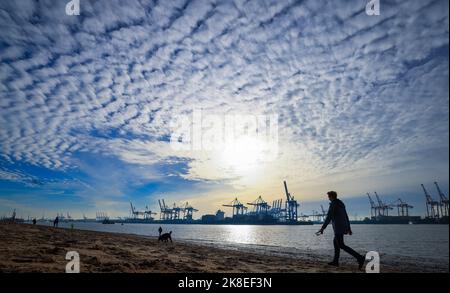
[2,181,448,222]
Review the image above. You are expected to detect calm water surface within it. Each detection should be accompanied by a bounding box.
[39,222,449,264]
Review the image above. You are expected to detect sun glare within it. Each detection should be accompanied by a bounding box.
[219,137,268,174]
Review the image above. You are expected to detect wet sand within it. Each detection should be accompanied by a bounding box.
[0,223,445,273]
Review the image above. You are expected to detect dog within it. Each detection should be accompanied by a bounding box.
[158,231,172,243]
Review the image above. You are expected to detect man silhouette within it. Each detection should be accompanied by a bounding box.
[158,226,163,237]
[317,191,365,269]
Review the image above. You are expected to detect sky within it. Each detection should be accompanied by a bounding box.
[0,0,448,220]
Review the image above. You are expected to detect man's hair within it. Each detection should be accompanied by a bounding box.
[327,191,338,199]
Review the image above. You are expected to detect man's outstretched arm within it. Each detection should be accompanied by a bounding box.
[318,202,335,234]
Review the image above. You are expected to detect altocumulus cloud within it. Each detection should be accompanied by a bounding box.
[0,0,448,216]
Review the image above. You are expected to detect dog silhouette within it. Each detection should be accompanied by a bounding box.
[158,231,172,243]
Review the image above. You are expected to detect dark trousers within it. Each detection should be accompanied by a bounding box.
[333,234,363,263]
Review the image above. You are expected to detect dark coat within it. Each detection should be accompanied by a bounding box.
[321,199,351,235]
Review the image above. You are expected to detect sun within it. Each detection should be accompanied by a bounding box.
[218,136,268,174]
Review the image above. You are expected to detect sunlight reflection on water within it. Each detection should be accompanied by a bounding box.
[38,222,449,262]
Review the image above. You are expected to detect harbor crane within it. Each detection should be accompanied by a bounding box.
[299,213,309,221]
[247,196,271,214]
[96,212,109,221]
[434,182,449,217]
[367,193,379,217]
[56,212,67,221]
[157,199,197,221]
[182,202,198,220]
[270,199,284,219]
[304,207,326,222]
[283,181,299,222]
[421,184,441,219]
[171,203,182,220]
[374,192,393,216]
[319,205,327,221]
[392,198,413,217]
[158,199,173,220]
[223,198,247,218]
[311,210,320,222]
[144,205,157,220]
[130,202,145,219]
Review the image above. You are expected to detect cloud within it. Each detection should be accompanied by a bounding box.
[0,0,448,216]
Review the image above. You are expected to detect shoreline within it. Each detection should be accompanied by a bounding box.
[0,223,447,273]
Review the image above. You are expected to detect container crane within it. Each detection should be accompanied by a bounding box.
[130,202,145,219]
[144,205,157,220]
[182,202,198,220]
[283,181,299,222]
[421,184,440,219]
[367,193,379,217]
[434,182,449,217]
[158,199,173,220]
[270,199,284,219]
[247,196,271,214]
[374,192,393,216]
[223,198,247,218]
[171,203,182,220]
[392,198,413,217]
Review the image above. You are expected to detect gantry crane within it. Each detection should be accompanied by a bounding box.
[299,213,309,221]
[171,203,182,220]
[247,196,271,214]
[158,199,173,220]
[283,181,299,222]
[421,184,441,219]
[374,192,393,216]
[144,205,157,220]
[392,198,413,217]
[304,207,326,222]
[270,199,284,219]
[130,202,145,219]
[183,202,198,220]
[434,182,449,217]
[367,193,379,217]
[319,204,327,221]
[223,198,247,218]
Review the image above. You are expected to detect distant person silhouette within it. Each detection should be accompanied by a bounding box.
[53,216,59,228]
[158,226,163,237]
[32,218,36,225]
[317,191,365,269]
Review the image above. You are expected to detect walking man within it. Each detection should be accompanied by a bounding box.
[158,226,163,237]
[317,191,365,269]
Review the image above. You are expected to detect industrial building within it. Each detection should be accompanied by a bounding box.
[201,210,225,223]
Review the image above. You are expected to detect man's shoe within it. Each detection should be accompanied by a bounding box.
[358,256,365,270]
[327,261,339,267]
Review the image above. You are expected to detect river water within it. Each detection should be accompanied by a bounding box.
[38,222,449,267]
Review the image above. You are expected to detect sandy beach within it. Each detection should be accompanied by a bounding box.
[0,223,446,273]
